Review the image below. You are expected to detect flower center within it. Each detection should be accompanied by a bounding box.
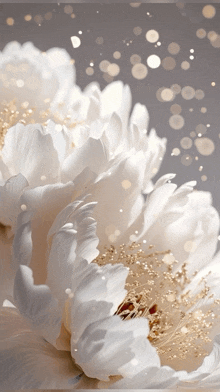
[94,242,220,371]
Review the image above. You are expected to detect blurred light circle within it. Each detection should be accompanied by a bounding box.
[168,42,180,55]
[202,5,216,19]
[194,137,215,156]
[170,104,182,114]
[181,86,195,100]
[196,28,206,39]
[146,29,159,43]
[161,88,174,101]
[162,56,176,70]
[131,63,148,79]
[180,137,193,149]
[147,54,161,69]
[169,114,185,129]
[181,61,190,70]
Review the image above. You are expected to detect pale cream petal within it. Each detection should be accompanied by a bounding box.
[0,307,82,389]
[14,265,62,347]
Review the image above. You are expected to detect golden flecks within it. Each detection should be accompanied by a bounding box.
[94,242,219,365]
[0,100,36,149]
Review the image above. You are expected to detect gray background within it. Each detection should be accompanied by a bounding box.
[0,2,220,214]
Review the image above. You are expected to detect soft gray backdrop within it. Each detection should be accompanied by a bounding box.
[0,2,220,214]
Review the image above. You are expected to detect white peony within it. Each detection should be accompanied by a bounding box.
[0,43,166,306]
[1,171,220,389]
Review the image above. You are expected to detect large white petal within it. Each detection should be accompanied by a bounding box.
[70,260,128,344]
[0,173,28,229]
[46,199,99,305]
[88,151,146,248]
[14,265,62,347]
[0,307,83,389]
[19,182,75,285]
[2,123,60,186]
[73,314,159,381]
[109,365,187,389]
[61,138,107,182]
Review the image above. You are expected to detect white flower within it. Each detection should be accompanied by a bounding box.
[1,173,220,389]
[0,41,75,136]
[0,58,166,305]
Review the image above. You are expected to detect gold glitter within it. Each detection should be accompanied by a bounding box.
[0,100,36,149]
[94,243,220,367]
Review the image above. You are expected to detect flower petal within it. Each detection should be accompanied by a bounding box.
[73,315,159,381]
[70,260,128,343]
[109,365,187,389]
[0,173,28,229]
[0,307,82,389]
[46,199,99,305]
[14,265,62,346]
[2,123,60,186]
[20,182,75,284]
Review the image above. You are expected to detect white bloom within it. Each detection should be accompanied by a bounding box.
[0,59,166,305]
[1,173,220,389]
[0,41,75,132]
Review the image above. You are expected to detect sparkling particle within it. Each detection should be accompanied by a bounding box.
[190,49,194,53]
[131,63,148,80]
[195,89,205,100]
[172,148,181,156]
[196,28,206,39]
[202,5,216,19]
[99,60,110,72]
[107,63,120,76]
[195,137,215,156]
[6,17,14,26]
[211,82,216,87]
[21,204,27,211]
[168,42,180,55]
[169,114,185,130]
[24,14,32,21]
[86,67,94,76]
[181,154,192,166]
[161,88,174,102]
[70,36,81,48]
[181,61,190,70]
[16,79,24,88]
[189,55,194,60]
[200,107,207,113]
[181,86,195,100]
[199,166,203,172]
[147,54,161,69]
[113,51,121,59]
[146,29,159,43]
[170,104,182,114]
[162,57,176,71]
[180,137,193,149]
[130,54,141,65]
[133,26,142,36]
[121,180,132,189]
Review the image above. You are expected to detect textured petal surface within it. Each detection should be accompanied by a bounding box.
[14,265,62,346]
[0,307,83,390]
